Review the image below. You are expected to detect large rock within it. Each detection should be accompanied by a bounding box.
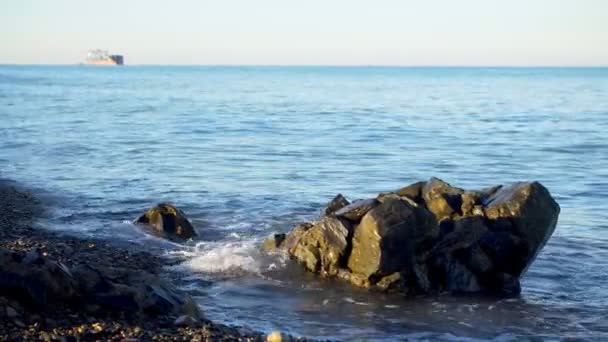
[135,203,197,240]
[279,178,560,297]
[347,197,438,279]
[0,248,201,319]
[482,182,560,276]
[289,217,350,276]
[0,248,78,307]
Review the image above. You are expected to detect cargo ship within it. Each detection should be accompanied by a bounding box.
[85,49,124,65]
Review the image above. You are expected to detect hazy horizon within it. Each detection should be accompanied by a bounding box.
[2,0,607,66]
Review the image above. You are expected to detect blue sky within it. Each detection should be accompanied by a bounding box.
[1,0,607,65]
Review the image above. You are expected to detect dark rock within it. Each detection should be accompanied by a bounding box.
[483,182,560,276]
[411,262,432,293]
[6,305,18,318]
[290,217,350,276]
[444,258,481,293]
[492,272,521,296]
[479,231,528,275]
[324,194,350,216]
[134,203,196,240]
[72,264,112,294]
[427,216,488,259]
[460,244,493,274]
[141,282,189,316]
[335,198,379,222]
[347,197,437,279]
[0,248,78,308]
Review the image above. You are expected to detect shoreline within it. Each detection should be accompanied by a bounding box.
[0,179,276,341]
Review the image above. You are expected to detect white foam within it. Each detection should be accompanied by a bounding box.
[168,235,289,277]
[170,240,262,275]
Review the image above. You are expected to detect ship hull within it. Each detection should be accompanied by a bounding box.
[86,59,121,66]
[86,55,124,66]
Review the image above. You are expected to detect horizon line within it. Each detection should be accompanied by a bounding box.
[1,63,608,68]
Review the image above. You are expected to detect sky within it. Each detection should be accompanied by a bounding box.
[1,0,607,66]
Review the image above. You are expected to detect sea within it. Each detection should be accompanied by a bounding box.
[1,65,607,341]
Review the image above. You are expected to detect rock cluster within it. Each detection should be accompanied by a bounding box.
[135,203,197,240]
[266,178,560,296]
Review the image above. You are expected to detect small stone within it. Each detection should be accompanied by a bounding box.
[336,269,370,288]
[39,331,51,342]
[134,203,197,240]
[91,322,104,333]
[266,330,292,342]
[376,272,401,291]
[324,194,350,215]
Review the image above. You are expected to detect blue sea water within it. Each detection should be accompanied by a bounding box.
[1,65,607,340]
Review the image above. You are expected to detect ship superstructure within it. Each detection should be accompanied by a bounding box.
[86,49,124,65]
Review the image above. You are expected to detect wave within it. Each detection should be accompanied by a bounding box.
[168,235,288,277]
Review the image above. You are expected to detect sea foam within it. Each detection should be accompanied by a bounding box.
[168,236,288,276]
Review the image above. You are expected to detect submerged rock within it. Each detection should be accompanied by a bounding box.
[278,178,560,296]
[134,203,197,240]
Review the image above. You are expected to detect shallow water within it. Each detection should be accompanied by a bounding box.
[1,66,607,340]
